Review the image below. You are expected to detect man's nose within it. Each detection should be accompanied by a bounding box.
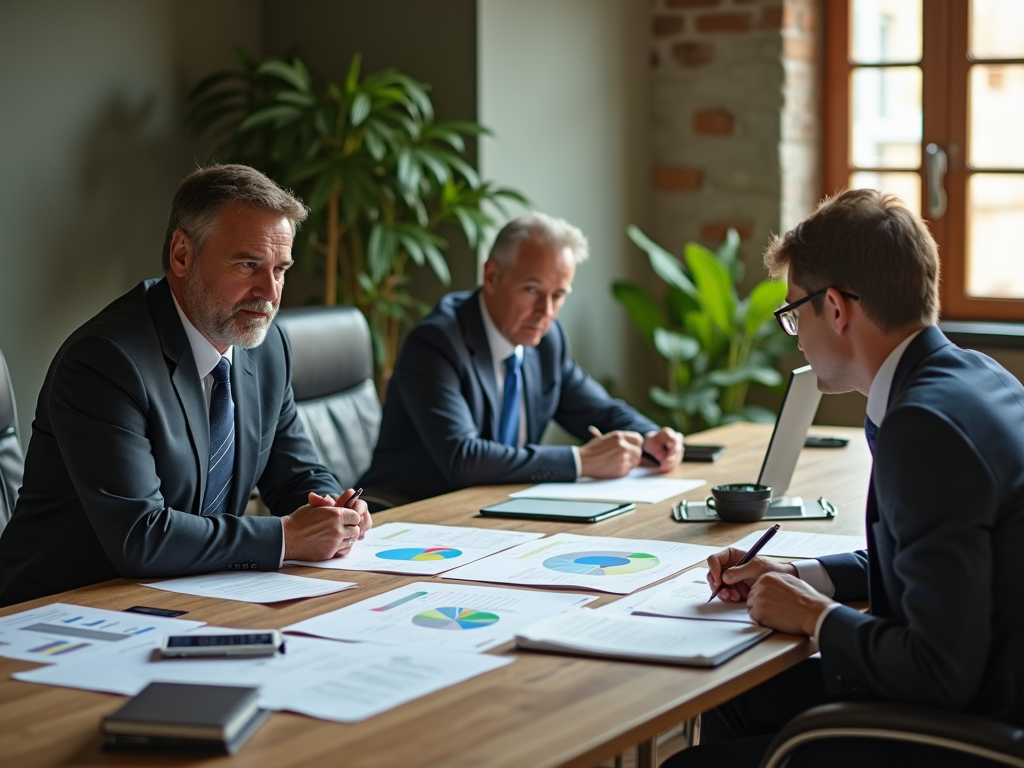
[536,294,554,317]
[254,268,281,305]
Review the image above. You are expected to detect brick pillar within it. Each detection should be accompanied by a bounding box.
[650,0,820,287]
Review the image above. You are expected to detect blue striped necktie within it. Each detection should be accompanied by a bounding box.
[203,357,235,516]
[864,415,878,455]
[497,352,522,446]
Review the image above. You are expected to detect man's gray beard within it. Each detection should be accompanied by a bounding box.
[183,270,278,349]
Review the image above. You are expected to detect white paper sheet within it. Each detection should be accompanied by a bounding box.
[515,610,771,666]
[140,572,356,603]
[286,522,544,575]
[284,582,595,652]
[509,469,704,504]
[631,568,754,624]
[729,530,867,558]
[14,631,513,723]
[0,603,204,665]
[441,532,718,594]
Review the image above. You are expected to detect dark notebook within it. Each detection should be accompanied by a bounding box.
[102,682,267,754]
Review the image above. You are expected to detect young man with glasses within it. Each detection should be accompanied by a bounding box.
[665,189,1024,767]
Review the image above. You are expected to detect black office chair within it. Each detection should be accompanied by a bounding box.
[760,702,1024,768]
[0,347,25,534]
[275,306,390,507]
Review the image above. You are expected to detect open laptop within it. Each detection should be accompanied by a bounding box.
[675,365,835,521]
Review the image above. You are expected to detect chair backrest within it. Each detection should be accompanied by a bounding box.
[0,348,25,534]
[274,306,381,490]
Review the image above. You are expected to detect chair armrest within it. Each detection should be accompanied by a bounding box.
[760,702,1024,768]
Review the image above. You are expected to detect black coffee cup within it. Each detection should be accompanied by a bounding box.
[707,484,772,523]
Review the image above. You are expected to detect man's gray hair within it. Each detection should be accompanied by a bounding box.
[161,164,308,271]
[487,212,589,269]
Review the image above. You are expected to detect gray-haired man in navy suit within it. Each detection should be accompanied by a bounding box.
[0,165,371,605]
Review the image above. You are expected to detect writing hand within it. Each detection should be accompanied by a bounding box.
[641,427,684,472]
[706,548,797,602]
[579,426,643,478]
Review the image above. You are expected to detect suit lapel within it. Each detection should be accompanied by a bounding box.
[458,292,500,438]
[148,279,208,511]
[230,348,260,516]
[522,347,543,443]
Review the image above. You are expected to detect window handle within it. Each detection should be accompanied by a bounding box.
[925,143,948,219]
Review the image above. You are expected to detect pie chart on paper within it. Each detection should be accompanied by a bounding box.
[376,547,463,561]
[542,550,660,576]
[412,607,500,630]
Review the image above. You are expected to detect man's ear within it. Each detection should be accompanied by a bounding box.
[824,287,853,335]
[482,259,500,293]
[167,229,194,278]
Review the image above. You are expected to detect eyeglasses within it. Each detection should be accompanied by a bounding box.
[774,288,860,336]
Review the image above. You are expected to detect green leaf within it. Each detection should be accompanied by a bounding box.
[238,104,301,131]
[256,59,311,92]
[653,327,701,362]
[650,385,720,414]
[345,53,362,94]
[739,404,779,424]
[366,223,398,283]
[716,227,744,282]
[743,279,788,339]
[627,225,698,299]
[707,364,783,387]
[685,242,736,336]
[611,281,666,343]
[350,92,371,126]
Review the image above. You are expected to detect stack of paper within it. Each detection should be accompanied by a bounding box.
[515,610,771,667]
[729,530,867,558]
[284,582,595,652]
[442,532,718,594]
[630,568,754,624]
[286,522,544,575]
[141,572,356,604]
[510,468,705,504]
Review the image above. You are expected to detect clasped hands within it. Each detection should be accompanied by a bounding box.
[579,425,683,478]
[707,548,834,637]
[281,488,372,562]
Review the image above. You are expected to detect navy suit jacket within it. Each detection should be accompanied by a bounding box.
[0,278,342,606]
[360,290,659,501]
[816,326,1024,726]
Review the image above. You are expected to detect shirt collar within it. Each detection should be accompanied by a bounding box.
[865,328,923,427]
[478,292,522,365]
[171,289,233,378]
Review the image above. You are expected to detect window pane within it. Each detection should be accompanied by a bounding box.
[850,171,921,214]
[971,0,1024,59]
[851,0,921,63]
[851,67,922,168]
[966,174,1024,298]
[969,65,1024,168]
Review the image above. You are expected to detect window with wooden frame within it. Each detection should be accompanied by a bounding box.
[824,0,1024,321]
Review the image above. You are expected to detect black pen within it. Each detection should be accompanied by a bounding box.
[707,523,781,603]
[345,487,364,508]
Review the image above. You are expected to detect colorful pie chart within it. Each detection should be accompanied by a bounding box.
[376,547,463,561]
[412,607,499,630]
[542,550,660,576]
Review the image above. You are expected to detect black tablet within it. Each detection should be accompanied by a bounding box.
[480,499,635,523]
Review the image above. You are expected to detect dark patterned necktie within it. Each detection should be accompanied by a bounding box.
[202,357,235,516]
[497,352,522,447]
[864,414,879,455]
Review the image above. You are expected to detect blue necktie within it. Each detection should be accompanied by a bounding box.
[864,414,878,455]
[203,357,235,516]
[497,352,522,447]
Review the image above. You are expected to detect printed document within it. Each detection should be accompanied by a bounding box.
[729,530,867,558]
[284,582,595,652]
[15,631,512,723]
[0,603,204,665]
[286,522,544,576]
[141,572,356,603]
[441,532,718,594]
[631,568,754,624]
[515,610,771,666]
[510,469,704,504]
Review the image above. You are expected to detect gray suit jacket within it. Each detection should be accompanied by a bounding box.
[361,290,659,501]
[816,327,1024,726]
[0,278,342,606]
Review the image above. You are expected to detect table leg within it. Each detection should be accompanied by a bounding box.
[637,738,657,768]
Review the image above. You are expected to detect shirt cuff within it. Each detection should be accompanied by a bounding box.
[813,602,842,644]
[571,445,582,479]
[279,518,286,568]
[793,559,836,597]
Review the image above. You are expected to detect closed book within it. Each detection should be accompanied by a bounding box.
[102,682,262,747]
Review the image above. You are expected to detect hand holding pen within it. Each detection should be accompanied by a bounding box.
[707,524,782,603]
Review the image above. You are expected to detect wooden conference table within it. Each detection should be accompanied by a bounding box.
[0,422,871,768]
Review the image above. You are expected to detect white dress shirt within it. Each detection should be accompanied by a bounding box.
[478,294,582,478]
[793,328,924,641]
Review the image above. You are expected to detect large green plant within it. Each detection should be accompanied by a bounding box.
[613,226,794,432]
[185,49,526,384]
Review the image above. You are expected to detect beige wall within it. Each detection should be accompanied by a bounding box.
[478,0,652,406]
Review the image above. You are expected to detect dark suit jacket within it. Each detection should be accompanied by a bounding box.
[0,278,342,606]
[816,326,1024,726]
[361,290,659,501]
